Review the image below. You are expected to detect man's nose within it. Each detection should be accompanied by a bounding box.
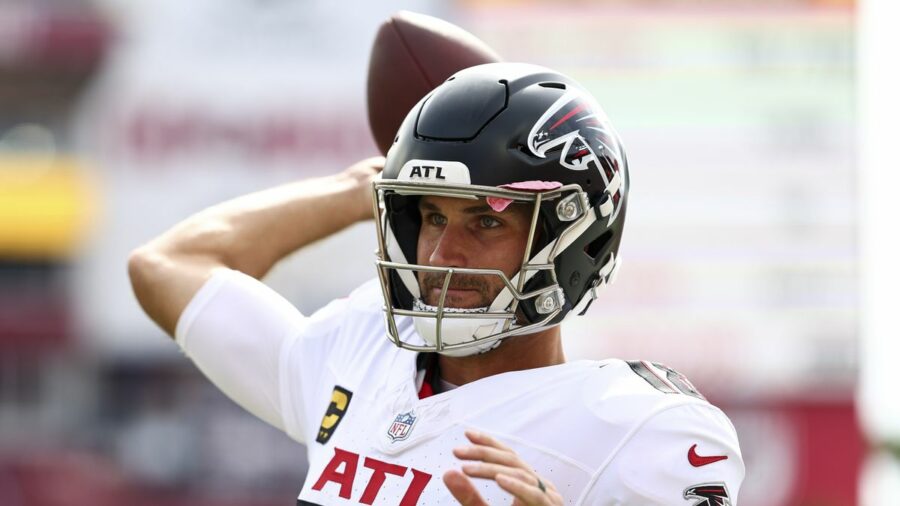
[428,224,471,268]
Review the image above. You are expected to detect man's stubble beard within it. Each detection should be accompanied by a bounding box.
[418,271,503,309]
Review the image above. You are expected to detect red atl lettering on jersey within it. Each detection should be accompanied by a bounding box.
[401,469,431,506]
[312,448,358,499]
[360,458,405,504]
[311,447,432,505]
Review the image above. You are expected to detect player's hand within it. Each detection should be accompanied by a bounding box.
[338,156,385,222]
[444,429,564,506]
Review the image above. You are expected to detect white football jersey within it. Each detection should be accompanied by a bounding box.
[176,269,744,505]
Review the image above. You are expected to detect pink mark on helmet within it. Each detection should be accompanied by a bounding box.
[485,181,563,212]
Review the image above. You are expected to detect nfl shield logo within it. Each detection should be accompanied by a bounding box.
[387,411,417,442]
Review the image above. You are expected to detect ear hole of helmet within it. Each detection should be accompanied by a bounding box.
[583,231,612,264]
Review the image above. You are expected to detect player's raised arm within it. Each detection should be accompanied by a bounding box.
[127,156,383,337]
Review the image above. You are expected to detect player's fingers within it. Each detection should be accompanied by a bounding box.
[496,473,559,505]
[453,444,522,468]
[465,429,515,453]
[462,462,537,484]
[342,156,386,181]
[360,155,386,169]
[443,469,490,506]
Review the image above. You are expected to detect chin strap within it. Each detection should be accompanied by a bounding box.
[412,298,489,315]
[410,298,504,356]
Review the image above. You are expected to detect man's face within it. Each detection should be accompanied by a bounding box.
[416,196,533,309]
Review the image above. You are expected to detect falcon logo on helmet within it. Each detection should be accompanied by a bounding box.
[683,483,732,506]
[528,91,625,223]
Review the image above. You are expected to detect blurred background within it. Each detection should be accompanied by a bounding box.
[0,0,877,504]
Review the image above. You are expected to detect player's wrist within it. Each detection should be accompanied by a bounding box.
[326,172,371,223]
[334,157,383,223]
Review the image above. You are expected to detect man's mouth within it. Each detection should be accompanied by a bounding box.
[431,287,479,297]
[423,286,489,308]
[420,272,495,308]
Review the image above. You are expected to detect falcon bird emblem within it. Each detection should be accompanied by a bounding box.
[683,483,731,506]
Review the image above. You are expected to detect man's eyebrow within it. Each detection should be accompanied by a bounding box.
[463,204,494,214]
[418,200,496,214]
[419,201,440,212]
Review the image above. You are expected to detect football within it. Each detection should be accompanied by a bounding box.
[366,10,502,155]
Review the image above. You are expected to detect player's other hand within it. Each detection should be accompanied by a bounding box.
[339,156,385,222]
[444,429,564,506]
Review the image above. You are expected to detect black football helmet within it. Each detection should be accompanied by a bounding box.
[372,62,628,356]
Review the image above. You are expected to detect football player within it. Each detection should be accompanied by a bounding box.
[129,63,744,505]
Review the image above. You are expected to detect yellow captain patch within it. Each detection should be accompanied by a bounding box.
[316,386,353,444]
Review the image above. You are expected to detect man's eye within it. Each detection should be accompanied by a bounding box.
[479,216,501,228]
[427,213,447,226]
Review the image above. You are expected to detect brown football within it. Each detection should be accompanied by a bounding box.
[366,10,501,155]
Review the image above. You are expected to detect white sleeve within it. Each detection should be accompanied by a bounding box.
[174,268,344,440]
[582,402,745,505]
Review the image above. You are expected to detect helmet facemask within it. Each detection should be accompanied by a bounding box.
[372,180,613,357]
